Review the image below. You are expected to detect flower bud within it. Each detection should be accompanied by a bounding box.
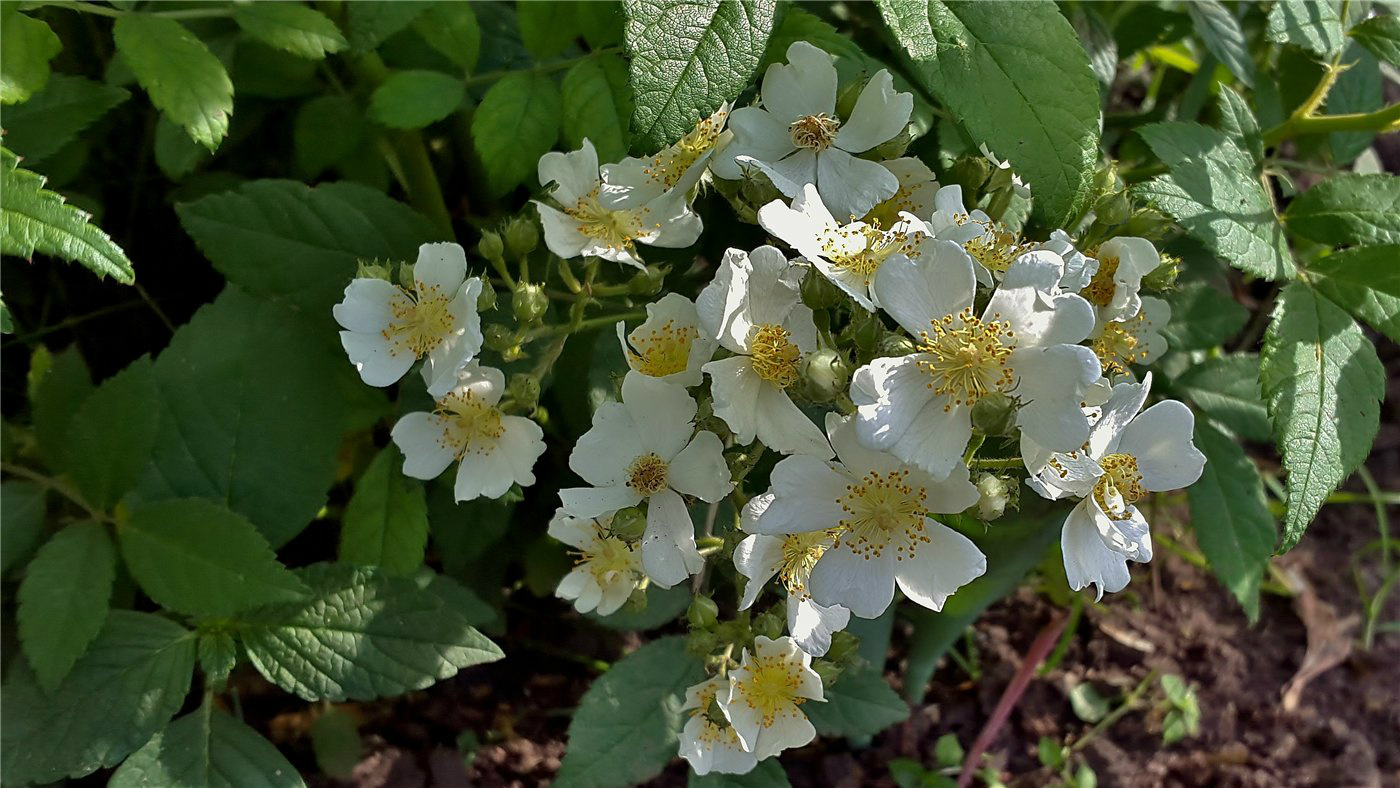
[737,172,784,221]
[800,268,845,309]
[870,125,913,160]
[947,154,991,197]
[687,594,720,629]
[503,216,539,259]
[845,307,883,353]
[397,262,416,290]
[686,630,718,657]
[476,278,497,312]
[507,373,541,412]
[609,506,647,541]
[477,230,505,263]
[1094,190,1133,226]
[878,334,916,357]
[974,473,1013,521]
[511,283,549,324]
[752,607,784,640]
[970,391,1017,436]
[812,659,843,687]
[1119,208,1172,240]
[1141,252,1180,292]
[355,259,393,281]
[628,264,667,296]
[824,630,860,665]
[483,323,516,352]
[802,348,850,403]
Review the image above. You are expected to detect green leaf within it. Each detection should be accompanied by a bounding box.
[1216,85,1263,165]
[310,708,362,780]
[1,480,48,573]
[562,53,633,165]
[1284,173,1400,246]
[1306,245,1400,342]
[1260,282,1384,552]
[1187,0,1254,87]
[176,179,444,312]
[1161,280,1248,351]
[110,702,306,788]
[17,521,116,691]
[1,148,135,283]
[623,0,778,152]
[470,71,561,197]
[234,2,347,60]
[0,612,196,786]
[689,759,792,788]
[237,563,503,701]
[134,289,348,547]
[413,3,481,73]
[368,69,466,129]
[198,630,238,689]
[0,7,61,104]
[293,95,367,178]
[1349,14,1400,67]
[31,344,93,471]
[345,0,431,52]
[554,636,704,788]
[119,498,310,617]
[805,666,909,738]
[155,115,211,179]
[518,0,582,59]
[1,74,129,162]
[587,582,690,630]
[113,14,234,151]
[340,447,429,576]
[1135,122,1294,280]
[1327,42,1381,164]
[1188,421,1277,622]
[1068,683,1109,723]
[1267,0,1344,58]
[62,356,159,509]
[1173,354,1271,443]
[877,0,1101,226]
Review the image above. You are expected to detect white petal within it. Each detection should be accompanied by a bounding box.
[895,519,987,612]
[538,139,599,204]
[1061,502,1131,600]
[788,597,850,657]
[825,411,901,477]
[711,106,796,180]
[752,710,816,761]
[546,511,594,549]
[640,190,704,249]
[1011,345,1100,453]
[391,412,455,480]
[808,542,897,618]
[414,242,468,295]
[499,414,546,486]
[834,70,912,153]
[919,462,982,514]
[340,330,416,387]
[641,488,702,587]
[622,371,697,460]
[704,356,763,443]
[668,430,732,502]
[754,384,834,458]
[423,282,485,398]
[1116,400,1206,491]
[763,41,838,123]
[872,241,977,336]
[1087,373,1152,458]
[815,147,898,221]
[333,278,400,332]
[853,355,971,480]
[535,201,590,259]
[558,484,641,519]
[696,247,751,352]
[759,455,849,534]
[569,402,642,487]
[735,534,784,610]
[740,491,776,533]
[747,149,819,199]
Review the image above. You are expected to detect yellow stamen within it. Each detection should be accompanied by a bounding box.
[789,113,841,151]
[737,654,806,726]
[777,531,833,598]
[437,390,505,457]
[1093,453,1145,520]
[642,109,728,188]
[835,470,929,561]
[749,324,801,388]
[915,307,1016,409]
[568,186,649,252]
[626,318,698,378]
[626,452,669,496]
[1083,252,1120,307]
[382,286,455,357]
[817,219,915,282]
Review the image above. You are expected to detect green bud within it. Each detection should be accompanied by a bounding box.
[714,618,750,646]
[836,77,866,120]
[737,171,784,220]
[506,373,541,412]
[1092,162,1119,197]
[503,216,539,259]
[752,607,784,640]
[397,261,416,291]
[686,630,718,657]
[947,154,992,197]
[846,308,883,353]
[483,323,516,352]
[970,391,1017,437]
[1141,252,1181,292]
[801,348,850,403]
[628,264,667,296]
[870,125,913,160]
[825,630,860,664]
[1119,208,1172,240]
[812,659,843,687]
[800,268,845,310]
[974,473,1014,521]
[511,283,549,324]
[1094,190,1133,226]
[477,230,505,263]
[608,506,647,541]
[878,334,916,357]
[355,259,393,281]
[476,278,497,312]
[687,594,720,629]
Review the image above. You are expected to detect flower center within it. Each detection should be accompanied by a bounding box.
[1093,453,1145,519]
[778,531,832,597]
[645,109,727,188]
[626,452,670,496]
[737,654,805,726]
[748,323,801,388]
[383,286,455,357]
[1092,315,1144,377]
[580,529,639,582]
[915,308,1016,409]
[569,187,647,251]
[626,319,697,378]
[789,113,840,151]
[819,220,915,280]
[836,470,929,560]
[957,216,1028,277]
[1083,252,1120,307]
[437,390,505,457]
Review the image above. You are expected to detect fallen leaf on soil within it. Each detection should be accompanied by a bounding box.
[1279,566,1359,711]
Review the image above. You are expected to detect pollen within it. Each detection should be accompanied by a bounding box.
[777,531,833,598]
[1092,314,1146,376]
[626,452,670,496]
[577,527,640,582]
[915,307,1016,410]
[789,113,841,151]
[382,285,456,357]
[569,186,646,251]
[643,109,728,188]
[737,654,806,726]
[835,470,929,561]
[748,323,802,388]
[818,220,915,282]
[1093,453,1145,520]
[626,319,698,378]
[1083,251,1120,307]
[957,216,1029,277]
[437,390,505,457]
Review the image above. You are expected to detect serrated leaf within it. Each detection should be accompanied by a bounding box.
[1,480,48,573]
[62,356,159,509]
[155,115,211,180]
[31,344,92,471]
[17,520,116,691]
[688,760,792,788]
[554,636,704,788]
[518,0,582,59]
[877,0,1102,227]
[237,563,503,702]
[176,179,444,312]
[133,289,349,547]
[623,0,777,152]
[562,53,633,164]
[1284,173,1400,246]
[0,7,61,105]
[368,69,466,129]
[1306,245,1400,342]
[1173,354,1271,442]
[234,3,347,60]
[470,71,561,197]
[1071,6,1118,91]
[1327,42,1381,164]
[1350,15,1400,67]
[1135,122,1294,280]
[198,630,238,689]
[1187,0,1254,87]
[0,612,196,786]
[345,0,431,52]
[1188,421,1277,621]
[110,702,305,788]
[1161,280,1248,351]
[1267,0,1344,58]
[1260,282,1384,552]
[119,498,310,617]
[340,447,429,576]
[1,74,129,162]
[413,4,481,73]
[293,95,366,178]
[805,666,909,738]
[1216,85,1263,165]
[113,14,234,151]
[1,148,135,283]
[587,582,690,630]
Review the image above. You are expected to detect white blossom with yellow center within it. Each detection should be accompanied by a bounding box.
[679,676,759,776]
[603,104,732,203]
[558,372,733,588]
[534,139,702,270]
[1080,236,1161,323]
[548,510,642,616]
[696,246,834,459]
[748,414,985,619]
[920,184,1038,287]
[718,636,825,760]
[864,157,941,228]
[616,293,717,387]
[852,241,1102,481]
[1089,295,1170,379]
[334,242,484,398]
[391,363,546,502]
[1024,374,1205,598]
[711,41,913,221]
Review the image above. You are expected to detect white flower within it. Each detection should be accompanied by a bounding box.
[758,183,926,311]
[558,372,732,587]
[602,104,731,203]
[719,636,825,760]
[391,363,545,502]
[974,473,1012,521]
[334,242,483,398]
[750,413,985,618]
[534,139,702,270]
[923,184,1033,286]
[696,246,834,458]
[1039,229,1100,292]
[734,493,850,656]
[679,676,759,776]
[616,292,717,387]
[1090,295,1170,379]
[1080,236,1160,322]
[711,41,913,221]
[852,242,1100,480]
[864,157,940,227]
[548,511,642,616]
[1028,375,1205,598]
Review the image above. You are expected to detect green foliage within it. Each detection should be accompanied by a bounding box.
[369,70,466,129]
[471,71,562,196]
[1267,0,1344,58]
[1173,354,1271,443]
[0,7,61,105]
[113,14,234,151]
[1284,173,1400,247]
[1216,85,1262,164]
[1068,683,1108,723]
[1261,283,1384,552]
[1327,42,1381,164]
[0,480,48,573]
[1186,0,1253,88]
[622,0,778,152]
[17,520,116,691]
[62,356,159,509]
[233,3,348,60]
[554,636,705,788]
[1,148,134,283]
[110,702,306,788]
[198,630,238,690]
[1349,15,1400,67]
[293,95,366,178]
[519,0,586,59]
[1160,281,1248,351]
[1188,422,1276,621]
[1306,245,1400,342]
[1158,675,1201,744]
[31,345,93,471]
[1,75,129,162]
[689,760,792,788]
[345,1,431,53]
[562,54,633,164]
[340,446,430,576]
[309,708,363,780]
[805,666,910,737]
[587,582,691,630]
[414,4,481,73]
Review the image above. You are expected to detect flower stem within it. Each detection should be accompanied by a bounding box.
[1262,103,1400,146]
[1,462,108,523]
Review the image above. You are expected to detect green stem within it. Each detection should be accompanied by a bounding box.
[27,1,232,18]
[1068,669,1159,754]
[968,457,1023,470]
[390,131,453,236]
[1263,103,1400,145]
[1,462,107,522]
[463,48,623,88]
